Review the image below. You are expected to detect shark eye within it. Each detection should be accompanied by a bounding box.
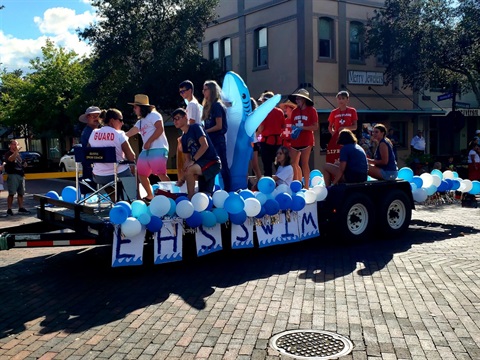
[242,94,246,99]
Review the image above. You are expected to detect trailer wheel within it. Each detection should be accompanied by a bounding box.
[378,190,412,237]
[339,194,374,241]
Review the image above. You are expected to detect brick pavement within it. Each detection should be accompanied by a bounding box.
[1,200,480,359]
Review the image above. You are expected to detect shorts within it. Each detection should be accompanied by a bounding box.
[7,173,25,196]
[291,145,312,152]
[137,148,168,177]
[252,143,260,152]
[93,168,133,186]
[198,160,221,195]
[380,169,398,181]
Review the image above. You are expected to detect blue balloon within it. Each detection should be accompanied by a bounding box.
[116,201,132,217]
[431,169,443,179]
[212,208,229,224]
[201,211,217,228]
[437,180,449,192]
[410,182,418,192]
[451,179,461,191]
[411,176,423,189]
[46,191,60,200]
[146,215,163,232]
[62,186,78,203]
[175,195,189,204]
[152,184,159,192]
[453,171,459,179]
[398,167,414,182]
[186,211,202,228]
[109,205,128,225]
[290,180,303,193]
[137,213,151,226]
[445,179,454,190]
[255,206,266,218]
[264,199,280,215]
[131,200,148,218]
[257,177,276,194]
[230,210,247,225]
[309,169,322,180]
[206,195,214,211]
[291,194,306,211]
[224,193,245,214]
[167,198,176,217]
[239,189,255,200]
[469,180,480,195]
[275,192,293,211]
[426,184,437,196]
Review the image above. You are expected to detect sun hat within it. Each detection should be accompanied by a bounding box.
[78,106,101,123]
[128,94,154,107]
[278,100,297,111]
[288,88,314,106]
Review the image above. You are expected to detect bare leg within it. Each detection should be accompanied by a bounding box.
[300,146,312,189]
[7,194,13,210]
[289,148,302,182]
[17,195,24,209]
[139,174,153,200]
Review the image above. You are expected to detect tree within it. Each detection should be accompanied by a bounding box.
[365,0,480,106]
[79,0,222,115]
[0,40,88,150]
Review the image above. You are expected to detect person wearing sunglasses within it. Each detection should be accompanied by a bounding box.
[88,109,136,200]
[179,80,203,125]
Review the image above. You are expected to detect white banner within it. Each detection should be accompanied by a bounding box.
[256,212,300,248]
[231,222,254,249]
[195,224,223,256]
[112,225,145,267]
[297,203,320,240]
[154,220,183,264]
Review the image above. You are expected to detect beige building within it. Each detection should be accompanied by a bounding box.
[203,0,445,171]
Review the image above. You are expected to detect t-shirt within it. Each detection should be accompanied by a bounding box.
[287,106,318,147]
[275,165,293,186]
[81,126,94,148]
[339,143,368,181]
[328,107,358,132]
[374,138,397,171]
[468,149,480,164]
[185,98,203,125]
[88,126,130,176]
[134,110,169,151]
[4,151,24,176]
[260,107,285,145]
[204,101,228,144]
[181,124,219,167]
[411,135,425,151]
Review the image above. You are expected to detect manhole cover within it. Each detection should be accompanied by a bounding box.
[269,329,353,359]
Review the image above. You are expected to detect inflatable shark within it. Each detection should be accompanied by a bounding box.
[221,71,281,191]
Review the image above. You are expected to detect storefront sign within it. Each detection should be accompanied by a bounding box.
[348,71,384,85]
[459,109,480,117]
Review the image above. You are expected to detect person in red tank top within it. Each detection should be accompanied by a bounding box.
[327,91,358,164]
[286,89,319,189]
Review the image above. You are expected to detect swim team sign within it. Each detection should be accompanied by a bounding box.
[348,71,384,85]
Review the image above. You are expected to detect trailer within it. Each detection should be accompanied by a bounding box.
[0,180,414,253]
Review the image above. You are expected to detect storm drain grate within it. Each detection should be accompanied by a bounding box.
[269,329,353,359]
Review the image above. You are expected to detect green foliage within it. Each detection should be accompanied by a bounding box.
[79,0,222,116]
[365,0,480,106]
[0,39,88,138]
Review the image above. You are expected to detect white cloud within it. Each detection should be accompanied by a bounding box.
[0,7,96,73]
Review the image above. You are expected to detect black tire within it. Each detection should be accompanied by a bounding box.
[378,190,412,237]
[338,193,375,242]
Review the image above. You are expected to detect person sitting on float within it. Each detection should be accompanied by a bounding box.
[173,108,221,199]
[272,146,293,186]
[322,129,368,186]
[367,123,398,180]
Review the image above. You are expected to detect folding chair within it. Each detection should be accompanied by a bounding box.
[74,146,119,207]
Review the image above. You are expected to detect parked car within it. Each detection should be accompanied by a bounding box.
[59,144,82,172]
[20,151,47,172]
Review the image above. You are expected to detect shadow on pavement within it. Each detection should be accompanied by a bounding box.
[0,218,477,339]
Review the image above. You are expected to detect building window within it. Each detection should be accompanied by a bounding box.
[318,17,334,59]
[210,41,219,62]
[222,38,232,72]
[349,21,364,62]
[255,27,268,67]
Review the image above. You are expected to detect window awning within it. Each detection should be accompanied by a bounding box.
[316,109,446,115]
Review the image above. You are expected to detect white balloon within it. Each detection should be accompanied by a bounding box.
[443,170,454,180]
[310,176,322,186]
[431,174,442,187]
[149,195,170,217]
[312,185,328,201]
[121,217,143,238]
[413,188,428,202]
[212,190,229,208]
[176,200,194,219]
[304,190,316,204]
[244,198,261,217]
[420,173,433,188]
[276,184,289,194]
[191,192,209,212]
[461,179,473,193]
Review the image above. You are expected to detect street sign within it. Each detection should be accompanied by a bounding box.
[437,93,453,101]
[455,102,470,109]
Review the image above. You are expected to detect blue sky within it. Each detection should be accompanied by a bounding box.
[0,0,97,73]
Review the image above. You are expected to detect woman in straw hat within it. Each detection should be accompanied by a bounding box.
[126,94,170,201]
[286,89,319,189]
